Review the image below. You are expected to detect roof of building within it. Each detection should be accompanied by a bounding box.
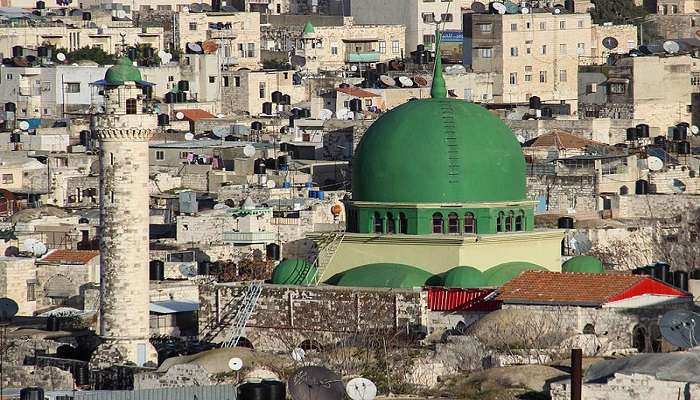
[271,259,317,285]
[496,271,690,306]
[562,255,605,273]
[483,262,547,287]
[327,263,433,288]
[104,57,142,85]
[336,86,380,98]
[302,20,315,34]
[178,109,216,122]
[39,250,99,265]
[524,131,601,149]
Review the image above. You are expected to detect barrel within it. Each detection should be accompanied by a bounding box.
[35,0,45,9]
[149,260,164,281]
[266,243,280,260]
[178,80,189,92]
[636,124,650,138]
[74,364,89,386]
[5,102,15,112]
[198,261,210,276]
[238,382,266,400]
[164,92,176,104]
[626,127,637,141]
[635,180,649,195]
[262,102,273,115]
[674,270,689,291]
[262,380,286,400]
[20,387,44,400]
[176,91,187,103]
[46,316,60,331]
[271,91,283,103]
[632,268,645,275]
[157,113,170,127]
[12,45,23,58]
[557,216,574,229]
[529,96,542,110]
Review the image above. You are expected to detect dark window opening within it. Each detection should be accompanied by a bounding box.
[583,323,595,334]
[399,212,408,234]
[447,212,459,234]
[373,212,383,233]
[386,212,396,234]
[464,212,477,234]
[505,211,514,231]
[497,212,505,232]
[515,211,524,231]
[125,98,137,114]
[432,212,444,234]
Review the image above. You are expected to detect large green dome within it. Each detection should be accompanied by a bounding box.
[562,256,604,273]
[442,266,484,288]
[352,99,526,203]
[104,57,142,85]
[483,262,547,287]
[326,263,433,288]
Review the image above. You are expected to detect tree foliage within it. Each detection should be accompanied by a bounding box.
[590,0,647,25]
[53,46,117,65]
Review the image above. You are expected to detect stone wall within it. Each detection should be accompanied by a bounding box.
[527,174,598,216]
[551,373,700,400]
[617,194,700,219]
[0,257,37,316]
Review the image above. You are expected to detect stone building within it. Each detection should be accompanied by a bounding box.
[220,69,306,115]
[0,256,37,316]
[35,249,100,310]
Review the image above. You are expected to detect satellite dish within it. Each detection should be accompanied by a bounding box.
[290,55,306,68]
[350,65,358,72]
[291,347,305,361]
[521,7,529,14]
[202,40,219,54]
[288,366,344,400]
[56,52,66,62]
[179,263,196,277]
[319,109,333,120]
[175,111,185,120]
[22,238,37,253]
[266,180,276,189]
[33,241,47,257]
[115,9,126,19]
[647,156,664,171]
[186,42,203,54]
[492,2,506,14]
[413,76,428,87]
[602,37,618,50]
[660,309,700,348]
[201,3,212,11]
[553,7,561,14]
[212,126,229,137]
[433,16,442,24]
[184,132,195,140]
[161,52,173,63]
[336,108,352,120]
[18,120,30,130]
[671,178,687,193]
[691,125,700,135]
[157,49,167,59]
[576,46,585,55]
[663,40,680,54]
[346,378,377,400]
[516,134,526,144]
[243,144,256,157]
[398,76,414,87]
[471,1,486,13]
[379,75,396,87]
[0,298,19,322]
[189,2,202,12]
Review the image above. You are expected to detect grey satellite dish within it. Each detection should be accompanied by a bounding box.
[346,378,377,400]
[212,126,229,138]
[184,132,195,140]
[671,178,687,193]
[179,263,196,277]
[319,109,333,120]
[201,3,212,11]
[660,309,700,348]
[56,52,66,62]
[663,40,680,54]
[288,366,344,400]
[0,298,18,322]
[290,55,306,68]
[18,120,29,130]
[186,42,203,54]
[471,1,486,13]
[647,156,664,171]
[291,347,305,361]
[379,75,396,87]
[691,125,700,135]
[521,6,529,14]
[228,357,243,371]
[602,37,618,50]
[189,2,202,12]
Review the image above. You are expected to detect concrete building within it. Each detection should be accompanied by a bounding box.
[220,69,305,115]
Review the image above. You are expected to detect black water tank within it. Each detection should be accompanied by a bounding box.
[5,102,15,112]
[271,91,283,103]
[679,141,691,155]
[251,121,263,130]
[653,135,666,146]
[288,116,294,127]
[10,133,21,143]
[635,179,649,194]
[20,387,44,400]
[674,270,689,291]
[158,113,170,126]
[262,102,273,115]
[417,44,425,53]
[46,316,60,331]
[262,380,286,400]
[143,46,155,59]
[636,124,650,138]
[198,261,210,275]
[349,98,362,112]
[126,47,137,61]
[12,46,23,58]
[557,216,574,229]
[253,158,266,175]
[37,46,48,57]
[74,364,89,386]
[626,127,637,141]
[149,260,164,281]
[266,243,280,260]
[656,262,672,284]
[277,155,289,169]
[142,85,153,99]
[176,91,187,103]
[82,11,91,20]
[564,0,574,12]
[642,266,654,276]
[79,130,90,146]
[164,92,176,104]
[540,107,553,118]
[35,0,45,8]
[300,109,311,118]
[668,141,680,154]
[291,108,301,119]
[265,158,277,169]
[632,268,644,275]
[376,62,387,74]
[178,80,189,92]
[529,96,541,110]
[212,0,221,11]
[281,94,291,106]
[238,382,266,400]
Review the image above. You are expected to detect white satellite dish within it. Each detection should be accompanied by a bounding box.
[553,7,561,14]
[492,2,507,14]
[691,125,700,135]
[663,40,680,54]
[18,121,30,130]
[33,241,47,257]
[212,126,228,137]
[516,134,526,144]
[161,52,173,63]
[291,347,305,361]
[521,7,529,14]
[266,180,276,189]
[56,52,66,62]
[228,357,243,371]
[157,49,167,59]
[175,111,185,120]
[184,132,195,140]
[647,156,664,171]
[398,76,414,87]
[350,65,358,72]
[336,108,352,120]
[433,16,442,24]
[216,113,224,119]
[116,9,127,19]
[346,378,377,400]
[319,109,333,120]
[243,144,256,158]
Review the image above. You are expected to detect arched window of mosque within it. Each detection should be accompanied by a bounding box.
[515,210,525,231]
[496,212,504,232]
[505,211,514,232]
[464,212,477,234]
[583,323,595,334]
[373,212,383,233]
[399,212,408,234]
[432,212,444,234]
[125,98,138,114]
[447,213,459,234]
[620,185,629,195]
[386,212,396,234]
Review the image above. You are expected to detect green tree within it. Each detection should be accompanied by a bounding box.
[590,0,647,25]
[53,46,117,65]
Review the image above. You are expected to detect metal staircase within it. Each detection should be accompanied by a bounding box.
[310,229,345,285]
[221,280,264,348]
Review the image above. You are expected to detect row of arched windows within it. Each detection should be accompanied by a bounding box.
[370,210,526,235]
[496,210,526,233]
[373,212,409,234]
[431,212,477,234]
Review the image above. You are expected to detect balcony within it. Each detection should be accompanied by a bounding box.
[222,231,276,244]
[346,52,380,63]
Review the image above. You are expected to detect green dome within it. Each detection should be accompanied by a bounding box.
[562,256,604,273]
[327,263,433,288]
[271,259,317,285]
[483,262,547,287]
[104,57,142,85]
[442,266,485,288]
[352,99,526,204]
[302,21,315,34]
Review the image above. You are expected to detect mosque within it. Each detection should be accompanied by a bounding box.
[273,33,605,289]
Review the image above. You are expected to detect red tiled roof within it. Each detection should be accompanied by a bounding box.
[336,86,380,98]
[39,250,99,265]
[525,131,601,149]
[496,271,689,306]
[178,109,216,122]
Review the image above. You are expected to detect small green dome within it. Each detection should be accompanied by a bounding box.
[271,259,316,285]
[302,21,315,34]
[327,263,433,288]
[104,57,142,85]
[352,99,526,204]
[442,266,485,288]
[562,256,604,273]
[483,262,547,287]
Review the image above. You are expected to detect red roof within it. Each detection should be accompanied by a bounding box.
[496,271,689,306]
[178,109,216,122]
[39,250,99,265]
[524,131,601,149]
[427,288,500,312]
[336,86,380,98]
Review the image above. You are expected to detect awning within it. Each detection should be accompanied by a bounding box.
[150,300,199,314]
[178,109,216,122]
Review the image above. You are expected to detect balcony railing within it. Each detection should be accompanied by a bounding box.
[222,231,275,244]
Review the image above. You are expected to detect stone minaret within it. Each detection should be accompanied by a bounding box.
[91,58,157,367]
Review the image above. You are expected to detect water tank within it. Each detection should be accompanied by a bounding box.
[271,91,283,103]
[265,158,276,169]
[262,102,273,115]
[564,0,574,12]
[238,382,266,400]
[632,268,645,275]
[291,108,301,118]
[12,46,23,58]
[674,270,689,291]
[164,92,176,104]
[528,96,541,110]
[277,155,290,170]
[157,113,170,127]
[376,62,388,74]
[79,130,90,146]
[78,217,89,224]
[177,80,189,92]
[540,107,553,118]
[417,44,425,53]
[281,94,291,105]
[288,116,294,127]
[626,127,637,141]
[349,98,362,112]
[35,0,45,8]
[142,85,153,99]
[262,380,286,400]
[149,260,164,281]
[653,135,666,146]
[668,141,679,154]
[251,121,263,130]
[212,0,221,11]
[635,179,649,195]
[266,243,280,260]
[82,11,91,20]
[300,109,311,118]
[198,261,211,276]
[10,133,21,143]
[253,158,266,175]
[5,102,15,112]
[656,262,672,284]
[37,46,48,57]
[640,266,654,276]
[46,316,60,331]
[557,216,574,229]
[20,387,44,400]
[636,124,650,138]
[143,46,155,59]
[176,91,187,103]
[126,47,137,61]
[74,364,89,385]
[679,141,691,155]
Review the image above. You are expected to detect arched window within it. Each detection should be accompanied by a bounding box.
[464,212,477,234]
[447,212,459,234]
[632,325,646,353]
[505,211,514,231]
[399,212,408,234]
[620,185,629,195]
[515,210,525,231]
[386,212,396,234]
[496,212,505,232]
[432,212,444,234]
[373,212,383,233]
[583,323,595,334]
[125,98,138,114]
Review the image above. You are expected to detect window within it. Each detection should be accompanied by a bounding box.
[364,99,372,107]
[259,82,266,99]
[422,12,435,23]
[539,22,546,30]
[27,282,36,301]
[525,74,532,82]
[189,22,197,30]
[541,45,547,55]
[235,76,241,87]
[247,43,255,58]
[539,71,547,83]
[577,42,585,53]
[432,213,444,234]
[179,151,189,159]
[223,76,229,87]
[373,212,383,233]
[386,213,396,234]
[559,21,566,29]
[378,40,386,54]
[559,43,567,54]
[515,211,524,231]
[510,23,518,31]
[583,323,595,334]
[510,47,518,56]
[155,151,164,160]
[441,13,453,22]
[505,211,514,231]
[692,73,700,86]
[479,48,493,58]
[125,98,137,114]
[478,23,492,32]
[496,212,504,232]
[627,40,635,49]
[509,72,517,85]
[399,212,408,234]
[423,35,436,48]
[392,40,400,54]
[447,213,459,234]
[559,69,567,82]
[65,82,80,93]
[526,22,531,29]
[526,47,531,54]
[168,75,174,82]
[578,19,584,28]
[208,76,216,84]
[331,43,338,55]
[610,83,626,94]
[464,213,476,234]
[1,174,13,184]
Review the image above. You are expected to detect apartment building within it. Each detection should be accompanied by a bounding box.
[220,69,305,115]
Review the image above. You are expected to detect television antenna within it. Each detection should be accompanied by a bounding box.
[660,309,700,348]
[346,378,377,400]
